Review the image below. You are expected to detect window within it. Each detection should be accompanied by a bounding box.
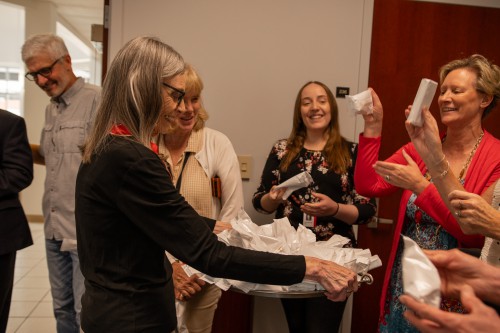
[0,1,25,116]
[57,22,102,85]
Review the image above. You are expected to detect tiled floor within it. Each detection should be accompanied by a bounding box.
[7,223,56,333]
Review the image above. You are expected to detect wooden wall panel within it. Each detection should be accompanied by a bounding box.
[353,1,500,332]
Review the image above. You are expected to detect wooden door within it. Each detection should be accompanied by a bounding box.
[212,290,253,333]
[353,1,500,332]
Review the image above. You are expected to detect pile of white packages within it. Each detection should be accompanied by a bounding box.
[182,210,382,293]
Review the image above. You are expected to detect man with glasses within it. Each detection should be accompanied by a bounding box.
[21,34,101,333]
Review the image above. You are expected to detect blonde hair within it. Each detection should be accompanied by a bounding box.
[280,81,351,174]
[184,64,208,131]
[439,54,500,117]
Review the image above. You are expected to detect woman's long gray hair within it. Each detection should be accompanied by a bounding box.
[82,36,185,163]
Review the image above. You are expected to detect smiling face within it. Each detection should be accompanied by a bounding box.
[299,83,332,134]
[171,91,201,134]
[25,54,75,98]
[156,74,186,135]
[438,68,485,126]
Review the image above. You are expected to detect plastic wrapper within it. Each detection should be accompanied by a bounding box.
[402,236,441,307]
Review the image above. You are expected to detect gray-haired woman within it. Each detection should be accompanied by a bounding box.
[75,36,358,333]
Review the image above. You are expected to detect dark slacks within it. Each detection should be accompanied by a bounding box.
[0,252,16,333]
[281,296,347,333]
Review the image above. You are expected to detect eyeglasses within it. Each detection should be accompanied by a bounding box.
[24,57,64,81]
[162,82,185,108]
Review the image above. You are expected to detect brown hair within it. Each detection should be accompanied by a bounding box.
[280,81,351,174]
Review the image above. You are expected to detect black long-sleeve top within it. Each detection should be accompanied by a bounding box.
[253,139,376,245]
[76,136,306,333]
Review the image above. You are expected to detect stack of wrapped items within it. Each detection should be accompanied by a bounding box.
[183,211,382,293]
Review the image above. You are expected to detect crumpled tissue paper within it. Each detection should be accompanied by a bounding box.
[402,235,441,307]
[346,89,373,116]
[274,171,313,200]
[182,210,382,293]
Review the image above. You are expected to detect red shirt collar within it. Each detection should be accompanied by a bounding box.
[110,124,131,135]
[110,124,158,154]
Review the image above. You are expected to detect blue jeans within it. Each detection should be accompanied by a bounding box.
[46,238,85,333]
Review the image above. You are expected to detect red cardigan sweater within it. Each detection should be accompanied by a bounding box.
[354,130,500,324]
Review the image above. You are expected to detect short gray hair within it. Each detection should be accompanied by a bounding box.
[21,34,68,63]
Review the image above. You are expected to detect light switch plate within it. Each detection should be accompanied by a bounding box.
[237,155,252,180]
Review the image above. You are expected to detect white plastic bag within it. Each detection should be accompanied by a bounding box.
[402,236,441,307]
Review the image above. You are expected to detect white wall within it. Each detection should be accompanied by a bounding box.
[109,0,372,226]
[109,1,373,332]
[6,0,102,217]
[8,0,59,217]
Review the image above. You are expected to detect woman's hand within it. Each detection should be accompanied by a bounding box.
[260,186,288,213]
[213,221,232,234]
[400,286,500,333]
[373,149,429,194]
[449,189,500,237]
[423,249,492,301]
[405,107,444,166]
[304,256,358,301]
[362,88,384,138]
[269,186,287,201]
[301,193,338,217]
[172,261,205,301]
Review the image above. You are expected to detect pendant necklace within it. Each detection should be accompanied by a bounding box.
[416,131,484,245]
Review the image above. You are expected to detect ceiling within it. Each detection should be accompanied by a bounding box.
[49,0,104,43]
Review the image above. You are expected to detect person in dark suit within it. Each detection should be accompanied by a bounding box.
[0,109,34,332]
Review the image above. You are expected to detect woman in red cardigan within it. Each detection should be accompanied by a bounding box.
[354,54,500,333]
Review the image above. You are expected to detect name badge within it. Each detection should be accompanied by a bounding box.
[303,212,316,228]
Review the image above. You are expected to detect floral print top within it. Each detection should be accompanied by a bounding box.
[253,139,376,245]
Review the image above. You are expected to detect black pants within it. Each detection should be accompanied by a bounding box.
[281,296,347,333]
[0,251,16,333]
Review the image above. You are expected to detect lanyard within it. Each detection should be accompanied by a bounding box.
[175,152,191,191]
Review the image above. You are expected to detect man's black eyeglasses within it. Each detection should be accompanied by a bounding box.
[25,57,64,81]
[162,83,185,108]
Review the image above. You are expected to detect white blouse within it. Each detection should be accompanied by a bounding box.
[480,181,500,266]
